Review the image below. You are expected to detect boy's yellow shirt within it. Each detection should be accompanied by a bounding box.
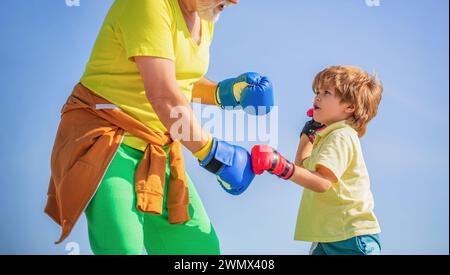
[295,120,381,243]
[80,0,214,151]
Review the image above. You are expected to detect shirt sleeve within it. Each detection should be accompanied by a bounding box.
[117,0,175,61]
[314,133,353,180]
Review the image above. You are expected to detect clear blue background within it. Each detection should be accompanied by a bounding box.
[0,0,448,255]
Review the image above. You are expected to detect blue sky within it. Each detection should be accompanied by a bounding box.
[0,0,448,255]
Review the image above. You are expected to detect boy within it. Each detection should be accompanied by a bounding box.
[251,65,383,255]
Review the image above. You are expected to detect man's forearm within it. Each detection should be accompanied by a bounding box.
[147,89,209,153]
[135,56,210,153]
[192,77,218,106]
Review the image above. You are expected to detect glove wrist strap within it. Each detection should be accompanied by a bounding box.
[267,150,295,180]
[217,78,238,108]
[202,158,223,174]
[214,84,222,107]
[199,138,224,174]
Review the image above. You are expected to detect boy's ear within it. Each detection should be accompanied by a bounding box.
[345,104,355,114]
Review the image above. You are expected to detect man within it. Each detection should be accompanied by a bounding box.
[45,0,273,255]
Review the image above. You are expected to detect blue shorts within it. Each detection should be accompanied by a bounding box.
[310,234,381,255]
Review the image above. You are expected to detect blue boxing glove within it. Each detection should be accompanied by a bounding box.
[216,72,274,115]
[199,138,255,195]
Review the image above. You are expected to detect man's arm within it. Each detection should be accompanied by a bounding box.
[194,73,274,115]
[192,77,218,106]
[136,56,256,195]
[135,56,209,153]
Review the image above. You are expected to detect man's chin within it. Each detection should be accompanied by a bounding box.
[212,14,220,22]
[199,11,221,22]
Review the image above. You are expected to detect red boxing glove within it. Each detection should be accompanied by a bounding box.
[302,108,326,144]
[251,145,295,180]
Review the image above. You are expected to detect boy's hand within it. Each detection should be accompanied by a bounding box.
[251,145,295,180]
[301,108,326,143]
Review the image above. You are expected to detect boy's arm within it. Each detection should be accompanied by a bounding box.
[292,134,335,192]
[295,134,313,166]
[251,144,336,193]
[288,164,336,193]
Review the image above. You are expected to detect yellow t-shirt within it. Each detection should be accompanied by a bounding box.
[80,0,214,151]
[294,120,381,243]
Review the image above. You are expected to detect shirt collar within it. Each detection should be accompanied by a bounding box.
[316,120,354,139]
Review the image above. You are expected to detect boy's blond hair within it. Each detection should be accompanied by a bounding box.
[312,65,383,137]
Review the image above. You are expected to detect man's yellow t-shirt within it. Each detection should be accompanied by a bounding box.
[80,0,214,151]
[294,120,381,243]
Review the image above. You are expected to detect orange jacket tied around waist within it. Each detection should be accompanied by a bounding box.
[45,84,190,244]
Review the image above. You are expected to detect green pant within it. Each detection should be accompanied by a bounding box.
[85,143,220,255]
